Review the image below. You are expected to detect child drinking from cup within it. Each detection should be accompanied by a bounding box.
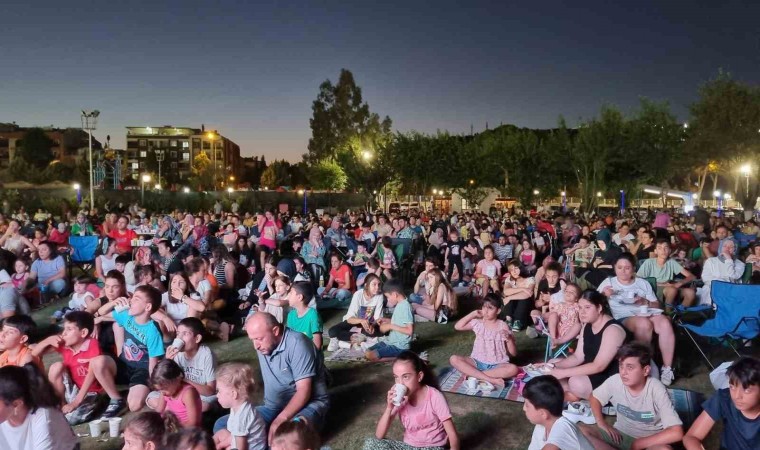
[364,351,460,450]
[148,359,202,428]
[164,317,218,412]
[449,294,518,388]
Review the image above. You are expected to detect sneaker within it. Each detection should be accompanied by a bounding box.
[525,326,539,339]
[660,366,675,386]
[101,398,125,419]
[562,401,596,425]
[436,308,448,324]
[511,320,523,332]
[327,337,340,352]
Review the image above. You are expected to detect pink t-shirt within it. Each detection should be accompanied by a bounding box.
[259,220,278,249]
[400,386,452,447]
[470,319,512,364]
[164,383,201,427]
[476,259,501,279]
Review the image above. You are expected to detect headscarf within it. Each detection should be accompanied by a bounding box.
[653,212,671,229]
[163,215,178,230]
[308,226,323,257]
[276,258,296,279]
[596,228,613,250]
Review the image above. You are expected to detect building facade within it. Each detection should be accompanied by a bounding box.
[0,123,99,168]
[125,125,241,186]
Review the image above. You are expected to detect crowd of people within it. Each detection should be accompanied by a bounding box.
[0,202,758,449]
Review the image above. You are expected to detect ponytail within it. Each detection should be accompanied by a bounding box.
[0,364,60,413]
[125,411,180,445]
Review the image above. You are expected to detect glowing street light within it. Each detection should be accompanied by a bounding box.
[183,187,190,193]
[73,183,82,205]
[596,192,602,197]
[73,183,81,190]
[141,174,151,203]
[741,164,752,196]
[227,187,234,193]
[362,150,372,161]
[533,189,539,195]
[154,184,162,190]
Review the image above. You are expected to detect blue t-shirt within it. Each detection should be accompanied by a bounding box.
[703,388,760,450]
[386,299,414,350]
[31,256,65,284]
[112,310,164,370]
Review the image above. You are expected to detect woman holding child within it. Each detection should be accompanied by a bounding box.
[547,290,628,401]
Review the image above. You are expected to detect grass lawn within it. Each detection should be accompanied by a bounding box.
[30,295,738,450]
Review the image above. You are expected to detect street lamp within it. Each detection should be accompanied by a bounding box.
[183,187,190,194]
[533,189,539,195]
[80,110,99,211]
[561,191,567,213]
[73,183,81,205]
[741,164,751,196]
[155,184,162,190]
[141,174,151,203]
[156,149,165,187]
[298,189,307,214]
[362,150,372,161]
[206,131,217,190]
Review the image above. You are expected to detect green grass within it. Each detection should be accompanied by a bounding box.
[30,296,737,449]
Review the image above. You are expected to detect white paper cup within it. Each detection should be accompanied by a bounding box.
[639,305,649,315]
[170,337,185,351]
[465,377,478,390]
[114,303,129,313]
[108,417,122,438]
[392,383,407,406]
[88,419,102,438]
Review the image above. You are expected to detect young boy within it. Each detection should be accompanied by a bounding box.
[98,285,165,413]
[583,343,684,450]
[33,311,108,424]
[683,356,760,450]
[444,230,465,283]
[0,314,43,371]
[286,281,323,350]
[523,375,593,450]
[364,279,414,361]
[155,317,217,412]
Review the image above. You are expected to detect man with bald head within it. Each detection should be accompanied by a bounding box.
[245,311,329,441]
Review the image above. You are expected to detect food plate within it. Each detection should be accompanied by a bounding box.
[634,308,664,317]
[524,364,552,377]
[477,381,495,392]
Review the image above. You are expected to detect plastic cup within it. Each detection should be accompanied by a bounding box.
[639,305,649,315]
[392,383,407,406]
[88,419,102,437]
[114,303,129,313]
[108,417,122,438]
[465,377,478,390]
[170,337,185,351]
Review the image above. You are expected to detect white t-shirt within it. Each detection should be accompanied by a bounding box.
[196,279,212,301]
[596,277,657,320]
[528,416,594,450]
[174,345,217,404]
[343,290,384,322]
[0,407,78,450]
[68,291,94,310]
[227,401,267,450]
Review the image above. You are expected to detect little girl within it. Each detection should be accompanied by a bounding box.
[149,359,202,428]
[260,275,291,324]
[546,282,582,347]
[365,351,460,450]
[11,257,38,310]
[123,411,178,450]
[52,275,96,321]
[449,294,518,388]
[214,363,266,450]
[378,236,397,280]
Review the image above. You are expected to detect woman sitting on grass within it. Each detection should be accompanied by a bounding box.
[449,294,518,388]
[364,351,460,450]
[411,268,456,324]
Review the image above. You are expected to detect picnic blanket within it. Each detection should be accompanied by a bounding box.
[325,347,367,362]
[438,367,527,402]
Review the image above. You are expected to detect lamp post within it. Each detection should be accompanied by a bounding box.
[156,149,165,188]
[183,187,190,194]
[206,132,217,190]
[298,189,306,215]
[713,190,721,216]
[741,164,751,197]
[80,110,99,211]
[620,190,626,215]
[73,183,81,205]
[141,174,151,204]
[561,191,567,213]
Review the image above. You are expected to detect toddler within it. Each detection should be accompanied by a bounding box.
[213,363,267,450]
[11,257,38,310]
[53,275,96,321]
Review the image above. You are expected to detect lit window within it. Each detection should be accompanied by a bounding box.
[131,162,139,169]
[182,141,189,148]
[183,153,190,161]
[140,151,147,158]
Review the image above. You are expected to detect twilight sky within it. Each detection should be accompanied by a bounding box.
[1,0,758,161]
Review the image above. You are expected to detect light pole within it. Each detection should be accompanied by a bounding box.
[620,190,626,215]
[80,110,99,211]
[206,132,217,190]
[156,149,165,188]
[713,190,721,216]
[73,183,82,205]
[561,191,567,213]
[298,189,306,215]
[741,164,751,197]
[141,174,151,204]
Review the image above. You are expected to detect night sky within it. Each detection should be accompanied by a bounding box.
[1,0,758,161]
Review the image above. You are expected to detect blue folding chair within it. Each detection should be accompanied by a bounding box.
[68,235,100,280]
[677,281,760,369]
[536,316,576,363]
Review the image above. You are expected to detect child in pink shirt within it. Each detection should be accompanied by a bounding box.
[149,359,202,428]
[449,294,519,388]
[367,351,460,450]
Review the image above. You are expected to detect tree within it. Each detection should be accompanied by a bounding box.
[189,151,214,191]
[307,69,392,162]
[686,72,760,216]
[308,159,347,191]
[260,160,292,188]
[16,128,54,169]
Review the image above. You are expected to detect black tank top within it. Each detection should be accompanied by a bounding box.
[583,318,624,372]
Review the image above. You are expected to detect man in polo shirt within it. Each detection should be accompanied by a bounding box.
[246,312,329,441]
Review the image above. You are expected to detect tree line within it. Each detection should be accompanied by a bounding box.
[303,69,760,213]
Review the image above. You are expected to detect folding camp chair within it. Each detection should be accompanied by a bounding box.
[535,316,576,363]
[741,262,753,284]
[676,281,760,369]
[67,235,99,280]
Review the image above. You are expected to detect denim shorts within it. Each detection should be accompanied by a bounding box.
[474,359,500,371]
[369,342,405,359]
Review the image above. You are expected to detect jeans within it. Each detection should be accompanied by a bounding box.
[316,287,352,309]
[41,278,67,301]
[212,399,330,434]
